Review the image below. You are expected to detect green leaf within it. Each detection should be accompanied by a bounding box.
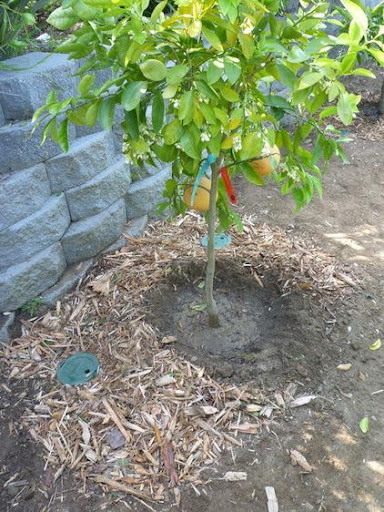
[238,33,255,59]
[21,13,36,26]
[224,57,241,84]
[167,64,189,85]
[337,93,354,125]
[152,144,177,162]
[198,103,217,124]
[32,104,47,124]
[98,97,116,131]
[150,0,167,23]
[72,0,102,20]
[369,339,382,351]
[276,64,296,89]
[195,80,220,101]
[240,162,265,186]
[85,102,100,126]
[202,26,223,51]
[191,303,207,311]
[359,417,369,434]
[297,72,324,90]
[340,0,368,33]
[221,86,240,102]
[47,6,78,30]
[348,20,363,44]
[240,133,263,160]
[162,84,178,99]
[123,110,140,140]
[163,119,182,145]
[368,49,384,66]
[287,46,308,63]
[178,91,194,123]
[140,59,167,81]
[349,68,376,78]
[340,52,357,73]
[266,95,293,110]
[207,61,223,84]
[152,93,164,131]
[180,130,201,160]
[121,81,147,112]
[78,74,95,97]
[58,119,69,152]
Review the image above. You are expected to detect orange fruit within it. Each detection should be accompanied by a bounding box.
[183,177,216,213]
[250,144,281,177]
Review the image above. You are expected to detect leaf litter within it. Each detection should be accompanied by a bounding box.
[0,215,357,506]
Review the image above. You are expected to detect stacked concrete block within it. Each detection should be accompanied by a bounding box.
[0,104,4,127]
[45,131,116,192]
[125,166,171,219]
[61,199,127,264]
[0,52,78,121]
[0,51,170,315]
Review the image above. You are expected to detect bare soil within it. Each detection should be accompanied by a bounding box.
[1,76,384,511]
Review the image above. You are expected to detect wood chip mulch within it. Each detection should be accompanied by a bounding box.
[0,215,358,507]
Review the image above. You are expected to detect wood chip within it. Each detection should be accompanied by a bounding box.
[265,486,279,512]
[223,471,247,481]
[337,363,352,371]
[290,395,317,408]
[102,398,132,443]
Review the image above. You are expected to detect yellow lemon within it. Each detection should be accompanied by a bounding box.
[183,177,216,213]
[251,144,281,177]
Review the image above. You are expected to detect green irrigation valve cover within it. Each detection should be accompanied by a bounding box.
[201,233,231,249]
[57,353,100,385]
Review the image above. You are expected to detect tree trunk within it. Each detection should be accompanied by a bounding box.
[205,159,221,328]
[379,76,384,116]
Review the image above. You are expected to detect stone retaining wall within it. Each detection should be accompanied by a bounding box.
[0,52,170,313]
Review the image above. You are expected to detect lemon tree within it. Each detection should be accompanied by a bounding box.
[34,0,380,327]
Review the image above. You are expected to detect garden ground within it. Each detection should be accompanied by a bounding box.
[1,74,384,512]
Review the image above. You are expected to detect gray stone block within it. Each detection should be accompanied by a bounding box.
[0,119,76,174]
[0,195,70,272]
[125,165,171,219]
[0,164,51,230]
[0,104,4,127]
[131,161,164,182]
[65,158,131,221]
[75,123,103,138]
[100,215,148,255]
[61,199,126,264]
[0,52,78,121]
[0,243,66,312]
[0,312,15,342]
[45,131,116,192]
[41,259,93,306]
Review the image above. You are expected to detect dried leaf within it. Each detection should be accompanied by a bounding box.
[185,406,219,417]
[161,441,179,487]
[246,404,262,413]
[78,419,91,445]
[337,363,352,371]
[160,336,177,344]
[223,471,247,481]
[290,449,313,472]
[89,274,111,295]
